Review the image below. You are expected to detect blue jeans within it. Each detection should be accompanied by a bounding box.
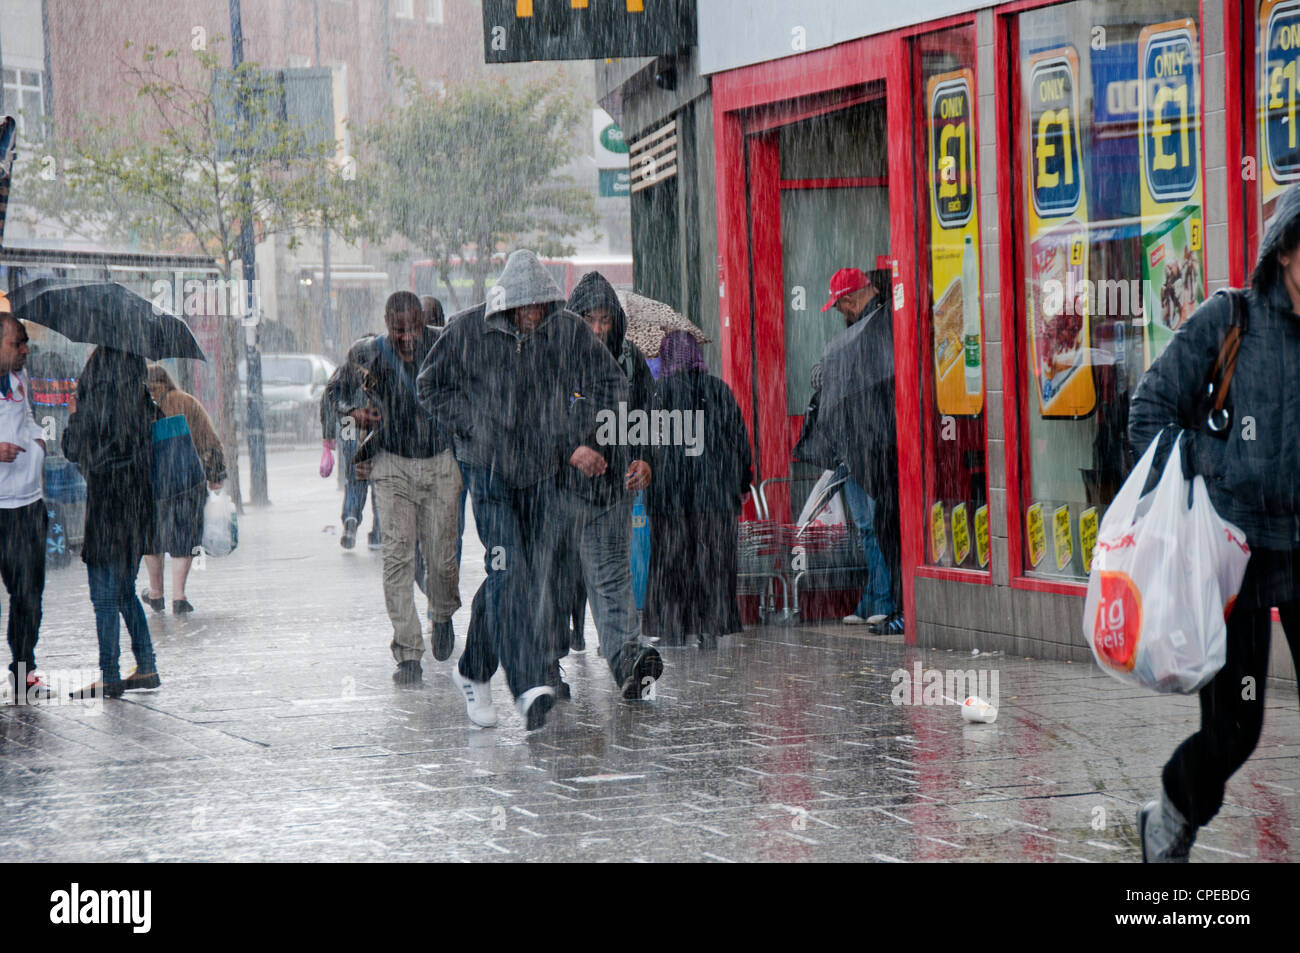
[341,437,380,533]
[842,475,895,618]
[549,493,643,678]
[457,464,559,699]
[88,562,156,683]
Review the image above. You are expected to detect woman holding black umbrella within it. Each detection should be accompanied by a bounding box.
[62,346,161,698]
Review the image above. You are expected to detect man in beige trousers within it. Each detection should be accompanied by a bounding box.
[349,292,462,684]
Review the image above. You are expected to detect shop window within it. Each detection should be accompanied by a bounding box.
[914,25,990,571]
[1013,0,1202,579]
[1256,1,1300,248]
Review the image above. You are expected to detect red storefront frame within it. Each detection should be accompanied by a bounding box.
[712,12,980,642]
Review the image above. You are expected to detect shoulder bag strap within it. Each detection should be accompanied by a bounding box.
[1205,290,1247,433]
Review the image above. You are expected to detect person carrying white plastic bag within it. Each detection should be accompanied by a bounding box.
[1084,428,1249,694]
[1125,181,1300,863]
[201,489,237,557]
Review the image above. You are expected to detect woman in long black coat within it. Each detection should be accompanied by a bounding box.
[644,331,752,646]
[62,347,161,698]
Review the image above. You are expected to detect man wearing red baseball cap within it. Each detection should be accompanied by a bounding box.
[797,266,903,635]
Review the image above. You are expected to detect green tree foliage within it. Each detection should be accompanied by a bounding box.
[13,39,349,506]
[348,73,598,307]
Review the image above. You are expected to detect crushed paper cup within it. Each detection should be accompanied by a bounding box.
[961,696,998,724]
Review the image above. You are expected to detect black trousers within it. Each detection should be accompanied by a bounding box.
[1163,600,1300,827]
[1,500,48,679]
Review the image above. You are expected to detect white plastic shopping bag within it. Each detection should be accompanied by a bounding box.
[1083,432,1250,693]
[201,489,238,557]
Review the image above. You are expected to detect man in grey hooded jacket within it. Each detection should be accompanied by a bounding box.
[418,250,626,730]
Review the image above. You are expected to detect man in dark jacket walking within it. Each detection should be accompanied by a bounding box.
[418,250,626,730]
[794,267,902,634]
[345,293,462,684]
[1128,182,1300,862]
[548,272,663,699]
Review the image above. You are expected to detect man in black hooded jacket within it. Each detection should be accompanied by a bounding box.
[418,251,627,731]
[548,272,663,700]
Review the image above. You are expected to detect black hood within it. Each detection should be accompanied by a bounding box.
[566,271,626,359]
[1258,183,1300,274]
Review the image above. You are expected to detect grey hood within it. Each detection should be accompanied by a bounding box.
[485,249,565,321]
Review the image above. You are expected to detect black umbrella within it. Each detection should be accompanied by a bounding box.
[8,278,207,361]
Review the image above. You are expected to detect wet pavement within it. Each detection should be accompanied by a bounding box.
[2,447,1298,862]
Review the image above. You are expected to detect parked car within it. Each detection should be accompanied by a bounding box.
[238,353,336,441]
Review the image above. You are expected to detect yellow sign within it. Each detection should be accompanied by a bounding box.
[1080,506,1099,575]
[1053,504,1073,571]
[1260,0,1300,218]
[1026,502,1046,568]
[975,504,990,568]
[927,69,984,417]
[951,502,971,565]
[1024,47,1096,419]
[1138,20,1206,367]
[931,501,948,563]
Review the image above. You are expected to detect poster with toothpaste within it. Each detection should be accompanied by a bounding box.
[1138,20,1206,367]
[1024,47,1096,419]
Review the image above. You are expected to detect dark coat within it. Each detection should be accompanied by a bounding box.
[793,295,897,497]
[1129,182,1300,550]
[645,369,753,516]
[561,271,655,507]
[62,353,158,569]
[417,252,627,489]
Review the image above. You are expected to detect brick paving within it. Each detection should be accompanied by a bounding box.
[1,447,1297,862]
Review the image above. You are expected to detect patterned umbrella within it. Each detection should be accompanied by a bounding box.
[617,289,710,358]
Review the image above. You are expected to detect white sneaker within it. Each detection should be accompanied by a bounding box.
[866,613,889,625]
[449,671,496,727]
[516,685,557,731]
[843,614,868,625]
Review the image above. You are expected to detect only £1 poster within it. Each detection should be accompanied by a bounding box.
[1139,20,1207,367]
[1259,0,1300,226]
[927,69,984,417]
[1025,47,1096,419]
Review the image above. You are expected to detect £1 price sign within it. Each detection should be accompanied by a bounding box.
[1260,0,1300,210]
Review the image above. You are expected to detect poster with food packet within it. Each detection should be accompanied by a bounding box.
[1138,20,1206,368]
[1024,47,1096,419]
[926,69,984,417]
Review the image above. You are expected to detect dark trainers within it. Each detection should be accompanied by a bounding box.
[867,612,904,635]
[122,670,161,691]
[69,679,124,700]
[140,591,165,612]
[340,517,358,549]
[173,599,195,614]
[431,619,455,661]
[546,661,571,701]
[392,660,423,685]
[619,645,664,700]
[517,686,556,731]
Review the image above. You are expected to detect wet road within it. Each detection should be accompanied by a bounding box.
[2,447,1298,862]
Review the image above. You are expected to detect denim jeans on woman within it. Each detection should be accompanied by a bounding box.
[87,560,156,683]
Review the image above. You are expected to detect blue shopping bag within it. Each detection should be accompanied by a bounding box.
[631,490,651,611]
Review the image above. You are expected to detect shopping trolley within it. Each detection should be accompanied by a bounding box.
[758,476,871,622]
[737,484,793,623]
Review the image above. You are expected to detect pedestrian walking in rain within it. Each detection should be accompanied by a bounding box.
[141,364,225,614]
[643,331,752,647]
[794,267,903,635]
[0,313,51,701]
[322,335,383,550]
[1129,182,1300,862]
[544,271,663,699]
[62,347,160,699]
[347,292,463,684]
[418,249,626,730]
